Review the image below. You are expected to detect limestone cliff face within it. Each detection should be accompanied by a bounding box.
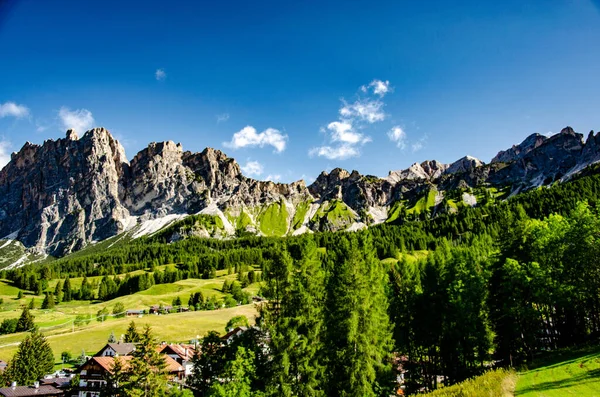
[0,128,129,255]
[0,125,599,258]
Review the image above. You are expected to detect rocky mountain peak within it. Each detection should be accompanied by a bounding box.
[491,133,547,164]
[559,126,576,136]
[445,156,484,175]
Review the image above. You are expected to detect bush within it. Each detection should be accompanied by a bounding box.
[0,318,18,335]
[74,314,91,327]
[61,351,72,363]
[223,295,237,308]
[97,307,109,322]
[113,302,126,318]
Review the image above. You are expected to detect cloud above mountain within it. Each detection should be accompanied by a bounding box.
[224,126,287,153]
[58,107,95,133]
[0,102,30,118]
[309,80,391,160]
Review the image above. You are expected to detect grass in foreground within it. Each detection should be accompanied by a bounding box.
[515,346,600,396]
[421,369,516,397]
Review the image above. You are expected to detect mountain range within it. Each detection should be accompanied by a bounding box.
[0,126,599,266]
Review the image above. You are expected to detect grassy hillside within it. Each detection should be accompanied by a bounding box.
[421,369,516,397]
[406,188,437,215]
[0,304,257,363]
[258,200,289,236]
[515,346,600,396]
[0,268,261,363]
[419,346,600,396]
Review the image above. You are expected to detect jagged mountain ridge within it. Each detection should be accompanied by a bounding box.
[0,126,599,261]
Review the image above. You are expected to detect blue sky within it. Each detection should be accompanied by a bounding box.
[1,0,600,183]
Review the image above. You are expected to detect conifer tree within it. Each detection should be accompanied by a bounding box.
[54,280,63,304]
[126,325,168,396]
[266,240,326,396]
[324,234,394,397]
[41,293,55,310]
[3,329,54,386]
[16,306,35,332]
[187,331,226,394]
[124,321,139,343]
[62,277,72,302]
[206,346,255,397]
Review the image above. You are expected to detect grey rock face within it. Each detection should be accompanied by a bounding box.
[492,133,547,164]
[0,128,129,255]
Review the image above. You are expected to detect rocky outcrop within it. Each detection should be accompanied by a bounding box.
[0,128,129,254]
[0,125,599,259]
[445,156,485,175]
[492,133,547,163]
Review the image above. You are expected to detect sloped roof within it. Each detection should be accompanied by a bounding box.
[222,326,248,341]
[87,355,183,374]
[0,385,63,397]
[94,343,136,356]
[159,344,196,361]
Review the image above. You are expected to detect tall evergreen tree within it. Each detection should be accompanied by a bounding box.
[41,293,55,310]
[324,234,394,397]
[3,329,54,386]
[16,306,35,332]
[124,321,139,343]
[265,240,326,396]
[207,346,256,397]
[126,325,168,396]
[187,331,226,394]
[54,280,63,304]
[62,277,72,302]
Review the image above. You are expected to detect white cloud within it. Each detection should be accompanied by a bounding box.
[339,98,385,123]
[265,174,281,182]
[224,126,287,153]
[412,136,427,153]
[216,113,230,123]
[309,144,360,160]
[0,102,30,118]
[369,79,392,98]
[0,140,11,169]
[327,121,370,145]
[311,79,390,160]
[155,69,166,81]
[241,160,264,177]
[388,126,407,149]
[58,107,94,132]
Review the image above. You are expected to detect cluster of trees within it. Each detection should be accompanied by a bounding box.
[0,306,36,336]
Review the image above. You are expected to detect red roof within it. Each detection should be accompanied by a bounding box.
[87,355,184,374]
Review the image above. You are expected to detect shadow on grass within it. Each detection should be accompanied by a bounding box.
[520,346,600,373]
[515,368,600,395]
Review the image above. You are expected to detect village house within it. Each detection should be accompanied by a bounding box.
[222,326,249,345]
[94,343,136,357]
[77,355,184,397]
[149,305,173,314]
[158,344,196,376]
[125,310,144,317]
